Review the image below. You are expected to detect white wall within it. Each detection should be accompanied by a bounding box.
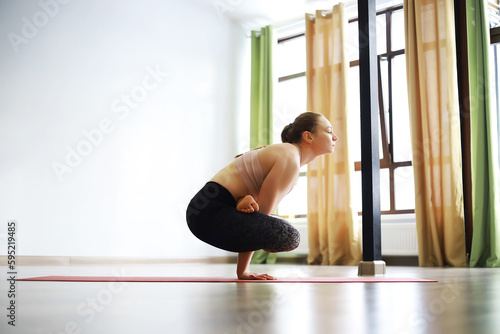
[0,0,250,258]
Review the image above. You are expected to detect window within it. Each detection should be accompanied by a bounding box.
[274,31,308,220]
[274,3,414,219]
[349,5,415,215]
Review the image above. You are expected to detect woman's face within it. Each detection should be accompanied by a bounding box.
[311,116,338,154]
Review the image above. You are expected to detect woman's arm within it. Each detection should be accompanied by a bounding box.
[256,154,300,215]
[237,252,276,280]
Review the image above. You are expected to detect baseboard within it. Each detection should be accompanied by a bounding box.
[382,256,419,266]
[0,255,419,267]
[276,255,419,266]
[276,254,308,264]
[0,255,237,266]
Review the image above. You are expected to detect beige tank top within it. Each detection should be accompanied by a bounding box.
[235,148,265,199]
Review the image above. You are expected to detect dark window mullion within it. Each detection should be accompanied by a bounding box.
[378,56,390,163]
[348,4,403,24]
[278,72,306,82]
[387,10,395,164]
[389,166,396,213]
[386,10,396,213]
[278,32,305,44]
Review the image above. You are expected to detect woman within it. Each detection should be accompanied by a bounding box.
[186,112,338,280]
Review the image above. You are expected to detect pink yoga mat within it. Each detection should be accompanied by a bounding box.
[17,276,437,283]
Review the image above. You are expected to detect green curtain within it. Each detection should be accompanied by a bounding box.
[249,25,276,264]
[250,26,274,149]
[468,0,500,267]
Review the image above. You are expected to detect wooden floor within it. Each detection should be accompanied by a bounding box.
[3,263,500,334]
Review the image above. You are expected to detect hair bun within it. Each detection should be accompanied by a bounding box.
[281,123,293,143]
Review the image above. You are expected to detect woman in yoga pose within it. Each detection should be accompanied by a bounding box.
[186,112,338,280]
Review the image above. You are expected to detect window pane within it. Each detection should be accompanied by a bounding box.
[276,35,306,78]
[380,168,390,211]
[349,65,384,161]
[353,170,362,212]
[347,21,359,62]
[348,66,361,161]
[278,175,307,216]
[392,55,413,162]
[378,113,385,160]
[377,14,387,55]
[274,76,307,144]
[395,166,415,210]
[354,169,390,212]
[391,9,405,51]
[380,58,389,114]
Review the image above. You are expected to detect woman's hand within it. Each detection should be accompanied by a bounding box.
[236,252,276,280]
[237,271,277,280]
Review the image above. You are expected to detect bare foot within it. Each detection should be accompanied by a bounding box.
[236,195,259,213]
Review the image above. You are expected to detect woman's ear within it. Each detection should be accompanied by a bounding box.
[302,131,313,144]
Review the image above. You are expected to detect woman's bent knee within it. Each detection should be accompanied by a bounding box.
[286,227,301,251]
[266,224,300,253]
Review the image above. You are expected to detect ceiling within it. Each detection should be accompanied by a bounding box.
[195,0,402,31]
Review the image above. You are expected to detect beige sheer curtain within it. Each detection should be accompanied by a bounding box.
[404,0,466,266]
[306,4,361,265]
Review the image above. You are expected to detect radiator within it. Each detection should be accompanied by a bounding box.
[381,222,419,256]
[289,216,419,257]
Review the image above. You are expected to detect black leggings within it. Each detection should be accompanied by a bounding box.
[186,182,300,253]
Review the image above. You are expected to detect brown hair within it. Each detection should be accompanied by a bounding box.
[281,112,323,144]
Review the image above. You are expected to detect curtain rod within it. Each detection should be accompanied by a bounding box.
[248,0,398,37]
[247,0,398,37]
[248,10,329,38]
[249,0,402,34]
